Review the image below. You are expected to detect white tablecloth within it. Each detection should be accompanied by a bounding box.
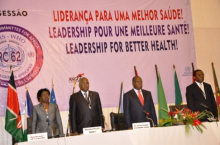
[17,122,220,145]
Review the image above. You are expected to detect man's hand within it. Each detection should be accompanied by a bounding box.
[70,132,79,136]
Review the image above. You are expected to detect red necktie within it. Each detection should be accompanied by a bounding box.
[138,90,144,106]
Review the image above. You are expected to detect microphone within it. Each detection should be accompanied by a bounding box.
[46,119,54,138]
[143,111,155,127]
[200,103,215,121]
[200,103,209,109]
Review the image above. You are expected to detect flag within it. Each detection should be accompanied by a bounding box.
[192,63,195,83]
[134,66,138,76]
[118,82,124,113]
[5,69,23,142]
[23,89,33,141]
[119,90,124,113]
[174,66,183,105]
[156,66,170,125]
[211,63,220,116]
[50,87,56,104]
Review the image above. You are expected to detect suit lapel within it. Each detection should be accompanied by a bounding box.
[142,90,148,106]
[131,89,143,106]
[203,83,209,99]
[193,83,204,96]
[48,103,52,114]
[193,83,206,100]
[79,91,89,106]
[39,103,47,115]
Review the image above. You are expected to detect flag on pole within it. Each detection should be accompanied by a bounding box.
[50,79,56,104]
[5,67,24,142]
[174,65,183,105]
[192,63,195,83]
[23,88,33,141]
[211,62,220,116]
[119,90,124,113]
[134,66,138,76]
[118,82,124,113]
[155,65,170,125]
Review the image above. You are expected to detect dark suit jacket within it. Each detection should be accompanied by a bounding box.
[69,91,104,134]
[32,103,64,137]
[186,82,218,118]
[123,89,158,128]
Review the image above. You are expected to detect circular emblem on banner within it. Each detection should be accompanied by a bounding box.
[0,24,43,88]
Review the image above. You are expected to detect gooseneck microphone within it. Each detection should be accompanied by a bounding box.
[46,119,54,138]
[143,110,155,127]
[200,103,209,109]
[200,103,215,120]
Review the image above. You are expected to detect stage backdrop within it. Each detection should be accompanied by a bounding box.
[0,0,196,116]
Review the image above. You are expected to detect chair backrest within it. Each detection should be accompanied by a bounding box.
[169,104,188,112]
[110,112,119,130]
[117,113,127,130]
[110,112,126,131]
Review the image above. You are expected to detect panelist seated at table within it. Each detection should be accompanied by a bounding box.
[32,88,64,138]
[69,77,104,135]
[186,69,218,121]
[123,76,158,129]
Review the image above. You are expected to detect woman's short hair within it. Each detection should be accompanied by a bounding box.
[37,88,50,102]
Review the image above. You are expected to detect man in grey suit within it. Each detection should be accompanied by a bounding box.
[32,88,63,137]
[123,76,158,129]
[69,77,104,135]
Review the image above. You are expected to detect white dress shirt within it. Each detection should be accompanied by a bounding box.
[195,81,206,98]
[133,88,144,100]
[81,90,91,102]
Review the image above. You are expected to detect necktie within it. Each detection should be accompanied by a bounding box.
[199,83,206,99]
[138,90,144,106]
[84,92,91,107]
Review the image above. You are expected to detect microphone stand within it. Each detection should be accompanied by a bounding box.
[146,116,155,127]
[143,111,155,127]
[47,119,54,138]
[200,103,216,121]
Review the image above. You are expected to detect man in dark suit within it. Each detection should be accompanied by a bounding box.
[123,76,158,129]
[69,77,104,135]
[186,69,218,120]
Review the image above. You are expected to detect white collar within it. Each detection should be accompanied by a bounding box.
[195,81,203,86]
[81,90,89,96]
[133,88,142,93]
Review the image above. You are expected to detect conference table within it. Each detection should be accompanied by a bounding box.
[17,122,220,145]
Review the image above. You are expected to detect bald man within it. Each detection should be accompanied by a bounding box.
[69,77,104,135]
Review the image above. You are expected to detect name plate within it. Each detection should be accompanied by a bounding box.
[28,132,48,141]
[132,122,151,130]
[83,126,102,135]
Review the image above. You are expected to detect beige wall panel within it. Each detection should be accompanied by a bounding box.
[194,28,220,89]
[191,0,220,28]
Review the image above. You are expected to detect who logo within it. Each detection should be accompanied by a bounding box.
[182,66,192,76]
[0,24,43,88]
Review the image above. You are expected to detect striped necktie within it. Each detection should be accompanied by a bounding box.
[84,92,91,107]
